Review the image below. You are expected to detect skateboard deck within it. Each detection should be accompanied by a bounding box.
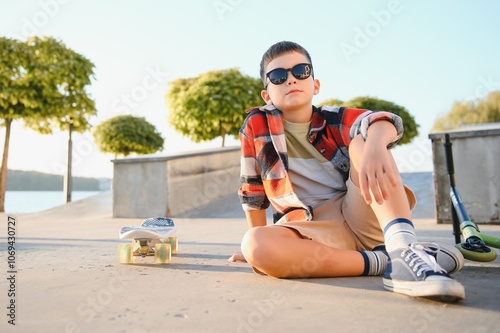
[118,217,178,264]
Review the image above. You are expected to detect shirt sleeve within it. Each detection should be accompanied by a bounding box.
[237,113,270,211]
[349,111,404,149]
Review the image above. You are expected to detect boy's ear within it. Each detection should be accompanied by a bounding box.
[261,89,272,104]
[313,79,321,95]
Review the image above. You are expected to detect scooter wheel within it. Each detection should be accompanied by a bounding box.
[455,243,497,262]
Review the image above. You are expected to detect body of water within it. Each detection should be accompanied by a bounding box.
[4,191,102,214]
[401,171,435,219]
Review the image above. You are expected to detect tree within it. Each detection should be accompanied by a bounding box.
[317,98,345,106]
[318,96,419,145]
[166,68,263,146]
[93,115,164,157]
[478,91,500,123]
[0,36,96,210]
[27,37,96,203]
[21,37,96,134]
[432,91,500,132]
[0,37,31,212]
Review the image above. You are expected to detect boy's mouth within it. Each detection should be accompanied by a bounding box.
[286,89,302,95]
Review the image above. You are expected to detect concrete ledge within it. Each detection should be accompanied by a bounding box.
[112,147,240,218]
[429,124,500,224]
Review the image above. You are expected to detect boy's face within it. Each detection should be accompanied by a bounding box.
[261,51,320,118]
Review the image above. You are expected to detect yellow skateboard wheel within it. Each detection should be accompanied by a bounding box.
[154,243,171,264]
[165,237,178,254]
[118,244,134,264]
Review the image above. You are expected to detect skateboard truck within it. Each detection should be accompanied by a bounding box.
[135,239,155,257]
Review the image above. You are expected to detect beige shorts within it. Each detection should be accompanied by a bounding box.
[275,178,416,251]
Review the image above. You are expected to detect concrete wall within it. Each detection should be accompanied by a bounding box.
[112,147,241,218]
[429,124,500,224]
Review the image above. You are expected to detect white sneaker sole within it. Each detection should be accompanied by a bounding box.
[434,242,465,274]
[383,278,465,301]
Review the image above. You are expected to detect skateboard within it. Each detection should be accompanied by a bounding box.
[118,217,178,264]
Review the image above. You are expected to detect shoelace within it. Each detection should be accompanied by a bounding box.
[401,242,446,277]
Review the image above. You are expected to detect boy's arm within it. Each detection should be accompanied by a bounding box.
[357,120,400,205]
[347,109,404,149]
[238,112,271,221]
[228,209,267,263]
[343,108,404,205]
[245,209,267,228]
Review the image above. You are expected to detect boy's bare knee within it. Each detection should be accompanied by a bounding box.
[241,226,272,266]
[241,226,301,278]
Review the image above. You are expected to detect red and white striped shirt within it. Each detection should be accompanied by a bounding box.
[238,103,403,223]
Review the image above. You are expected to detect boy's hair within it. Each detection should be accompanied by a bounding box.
[259,41,313,85]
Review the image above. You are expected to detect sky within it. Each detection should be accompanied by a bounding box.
[1,0,499,179]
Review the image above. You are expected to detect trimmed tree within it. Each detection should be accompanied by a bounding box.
[24,37,96,203]
[93,115,164,157]
[21,37,96,134]
[0,36,96,210]
[166,68,263,146]
[0,37,30,212]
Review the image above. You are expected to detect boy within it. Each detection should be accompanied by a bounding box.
[231,41,465,300]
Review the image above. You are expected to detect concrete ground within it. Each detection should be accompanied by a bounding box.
[0,191,499,333]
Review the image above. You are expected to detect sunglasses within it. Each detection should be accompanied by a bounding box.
[265,63,313,88]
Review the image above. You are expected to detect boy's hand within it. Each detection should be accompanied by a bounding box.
[359,143,398,205]
[228,251,247,262]
[358,122,399,205]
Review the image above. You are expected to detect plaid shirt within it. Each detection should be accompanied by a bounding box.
[238,104,403,223]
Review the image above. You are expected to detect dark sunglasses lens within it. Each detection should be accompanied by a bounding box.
[268,68,288,85]
[266,64,312,86]
[292,64,311,79]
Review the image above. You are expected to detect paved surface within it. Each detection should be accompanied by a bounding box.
[0,191,499,333]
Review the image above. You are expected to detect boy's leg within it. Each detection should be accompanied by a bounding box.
[348,135,465,300]
[241,225,367,278]
[342,171,464,275]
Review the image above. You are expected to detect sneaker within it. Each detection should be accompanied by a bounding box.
[373,242,464,274]
[383,242,465,300]
[425,242,464,274]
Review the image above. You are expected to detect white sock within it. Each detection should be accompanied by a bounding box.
[383,218,417,252]
[359,250,388,276]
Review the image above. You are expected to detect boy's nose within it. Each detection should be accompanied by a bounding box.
[286,76,297,85]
